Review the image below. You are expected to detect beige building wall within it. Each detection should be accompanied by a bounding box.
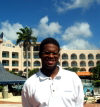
[0,40,100,74]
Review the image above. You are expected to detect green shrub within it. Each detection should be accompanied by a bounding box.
[93,80,100,87]
[0,86,3,92]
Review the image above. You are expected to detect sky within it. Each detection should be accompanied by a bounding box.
[0,0,100,50]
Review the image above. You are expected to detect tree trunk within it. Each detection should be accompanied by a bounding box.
[26,48,28,79]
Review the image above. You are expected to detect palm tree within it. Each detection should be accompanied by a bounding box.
[16,27,37,79]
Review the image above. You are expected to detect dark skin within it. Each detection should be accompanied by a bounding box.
[40,43,60,79]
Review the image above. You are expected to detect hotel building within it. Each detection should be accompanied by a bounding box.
[0,38,100,76]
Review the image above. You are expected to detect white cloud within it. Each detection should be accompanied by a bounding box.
[0,21,23,42]
[62,22,92,41]
[0,17,98,50]
[38,16,61,37]
[97,0,100,3]
[32,28,39,37]
[61,39,97,50]
[56,0,100,13]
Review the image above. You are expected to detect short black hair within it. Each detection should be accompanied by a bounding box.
[39,37,60,56]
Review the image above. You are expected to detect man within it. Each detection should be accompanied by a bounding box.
[22,37,84,107]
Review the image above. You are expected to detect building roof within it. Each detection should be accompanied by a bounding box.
[0,62,26,84]
[77,71,92,76]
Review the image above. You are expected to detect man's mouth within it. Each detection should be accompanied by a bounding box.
[47,60,55,65]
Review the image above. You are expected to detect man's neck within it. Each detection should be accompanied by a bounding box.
[41,66,59,79]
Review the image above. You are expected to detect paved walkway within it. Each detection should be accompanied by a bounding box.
[0,96,21,103]
[0,103,100,107]
[0,104,22,107]
[0,96,100,107]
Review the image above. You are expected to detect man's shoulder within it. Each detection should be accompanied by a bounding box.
[59,66,79,79]
[24,72,39,86]
[59,66,75,75]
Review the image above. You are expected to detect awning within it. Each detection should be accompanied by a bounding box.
[0,62,26,85]
[77,72,92,76]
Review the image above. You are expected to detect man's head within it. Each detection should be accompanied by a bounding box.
[39,37,60,70]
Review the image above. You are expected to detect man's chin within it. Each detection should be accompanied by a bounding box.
[46,64,57,70]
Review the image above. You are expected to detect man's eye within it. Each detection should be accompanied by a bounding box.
[45,52,50,54]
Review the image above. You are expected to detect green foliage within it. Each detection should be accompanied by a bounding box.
[90,64,100,87]
[0,85,3,92]
[90,65,100,80]
[64,67,80,73]
[28,68,39,77]
[92,80,100,87]
[16,27,37,48]
[16,27,37,78]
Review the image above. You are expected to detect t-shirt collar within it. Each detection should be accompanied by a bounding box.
[38,66,62,81]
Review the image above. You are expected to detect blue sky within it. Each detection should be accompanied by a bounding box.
[0,0,100,50]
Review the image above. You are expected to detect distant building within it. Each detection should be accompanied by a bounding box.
[0,39,100,77]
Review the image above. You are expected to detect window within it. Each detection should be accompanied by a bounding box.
[79,54,86,59]
[62,53,68,59]
[62,61,68,67]
[12,61,18,66]
[12,52,18,58]
[2,51,9,58]
[71,61,77,67]
[34,45,40,51]
[24,61,31,66]
[88,61,94,66]
[88,54,94,59]
[2,60,9,66]
[34,53,39,59]
[96,54,100,59]
[80,61,86,67]
[71,54,77,59]
[96,61,100,66]
[24,53,31,59]
[6,44,12,47]
[34,61,40,66]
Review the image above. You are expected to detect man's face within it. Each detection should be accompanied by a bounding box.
[40,43,60,70]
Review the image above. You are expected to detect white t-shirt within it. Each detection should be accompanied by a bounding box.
[22,66,84,107]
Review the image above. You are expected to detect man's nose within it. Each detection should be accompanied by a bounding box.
[48,53,54,57]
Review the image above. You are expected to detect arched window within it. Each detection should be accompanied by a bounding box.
[80,61,86,67]
[79,54,86,59]
[88,61,94,66]
[24,61,31,66]
[88,54,94,59]
[96,54,100,59]
[62,53,68,59]
[71,61,77,67]
[71,54,77,59]
[62,61,68,67]
[34,61,41,66]
[96,61,100,66]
